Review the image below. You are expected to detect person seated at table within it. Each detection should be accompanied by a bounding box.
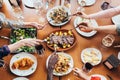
[0,12,44,30]
[0,38,42,59]
[73,68,90,80]
[75,5,120,35]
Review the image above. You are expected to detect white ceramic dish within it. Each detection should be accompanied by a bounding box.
[90,74,107,80]
[13,77,29,80]
[23,0,34,8]
[46,6,71,26]
[78,0,96,6]
[81,48,102,66]
[74,17,98,37]
[10,52,37,76]
[46,52,74,76]
[118,51,120,60]
[112,14,120,25]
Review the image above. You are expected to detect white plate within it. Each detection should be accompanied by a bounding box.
[10,52,37,76]
[74,17,98,37]
[46,6,71,26]
[90,74,107,80]
[118,51,120,60]
[13,77,29,80]
[81,48,102,66]
[78,0,96,6]
[46,52,74,76]
[112,14,120,25]
[23,0,34,8]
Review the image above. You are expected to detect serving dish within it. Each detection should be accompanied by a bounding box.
[112,14,120,25]
[45,29,76,51]
[78,0,96,6]
[74,17,98,37]
[10,28,37,53]
[46,6,71,26]
[90,74,107,80]
[81,48,102,66]
[13,77,29,80]
[46,52,74,76]
[9,52,37,76]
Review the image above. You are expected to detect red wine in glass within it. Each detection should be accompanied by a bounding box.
[35,44,45,56]
[82,62,93,73]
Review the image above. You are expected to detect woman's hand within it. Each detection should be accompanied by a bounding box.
[78,22,95,32]
[74,11,90,19]
[73,68,90,80]
[8,38,42,52]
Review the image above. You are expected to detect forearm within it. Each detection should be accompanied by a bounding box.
[88,6,120,19]
[94,25,117,34]
[8,41,25,52]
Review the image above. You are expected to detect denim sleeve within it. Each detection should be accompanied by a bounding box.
[0,45,10,59]
[116,24,120,36]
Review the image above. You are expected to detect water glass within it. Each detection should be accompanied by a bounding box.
[82,62,93,73]
[102,34,115,47]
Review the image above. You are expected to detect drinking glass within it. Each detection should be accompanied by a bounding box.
[35,44,45,57]
[63,0,71,11]
[102,34,115,47]
[33,0,47,27]
[101,0,113,10]
[82,62,93,73]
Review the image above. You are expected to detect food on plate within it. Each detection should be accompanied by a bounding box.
[91,76,101,80]
[12,57,34,70]
[82,49,101,65]
[46,30,75,50]
[54,54,71,73]
[10,28,36,52]
[49,7,69,24]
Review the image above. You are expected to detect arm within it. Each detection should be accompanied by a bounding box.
[8,38,42,53]
[76,6,120,19]
[78,22,118,35]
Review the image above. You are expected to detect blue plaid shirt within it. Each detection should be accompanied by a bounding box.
[0,45,10,59]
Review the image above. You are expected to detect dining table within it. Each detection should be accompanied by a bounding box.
[0,0,120,80]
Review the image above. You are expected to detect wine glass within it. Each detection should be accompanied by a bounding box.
[82,62,93,73]
[35,44,45,57]
[101,0,113,10]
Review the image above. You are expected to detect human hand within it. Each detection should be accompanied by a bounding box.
[19,38,42,47]
[78,21,95,32]
[73,67,90,80]
[74,11,90,19]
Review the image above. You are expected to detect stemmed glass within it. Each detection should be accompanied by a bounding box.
[33,0,47,26]
[82,62,93,73]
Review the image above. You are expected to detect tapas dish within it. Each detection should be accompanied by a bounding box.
[9,52,37,76]
[112,14,120,25]
[10,28,37,53]
[46,52,74,76]
[81,48,102,66]
[45,29,76,51]
[90,74,107,80]
[74,17,98,37]
[47,6,71,26]
[78,0,96,6]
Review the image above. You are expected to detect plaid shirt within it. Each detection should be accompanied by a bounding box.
[0,45,10,59]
